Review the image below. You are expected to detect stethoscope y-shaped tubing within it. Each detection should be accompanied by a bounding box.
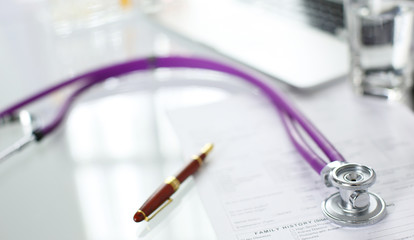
[280,111,326,172]
[0,56,345,173]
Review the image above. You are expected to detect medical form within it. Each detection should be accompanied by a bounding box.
[169,84,414,240]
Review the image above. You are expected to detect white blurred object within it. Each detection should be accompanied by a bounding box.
[49,0,136,35]
[147,0,350,89]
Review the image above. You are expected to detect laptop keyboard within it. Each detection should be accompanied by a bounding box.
[239,0,344,35]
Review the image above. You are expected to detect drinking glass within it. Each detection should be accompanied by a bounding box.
[345,0,414,99]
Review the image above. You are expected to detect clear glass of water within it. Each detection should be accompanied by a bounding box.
[345,0,414,99]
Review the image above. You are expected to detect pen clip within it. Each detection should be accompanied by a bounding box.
[145,198,173,222]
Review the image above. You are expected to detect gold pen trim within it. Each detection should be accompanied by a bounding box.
[137,210,149,222]
[164,176,180,191]
[193,155,203,166]
[139,198,173,222]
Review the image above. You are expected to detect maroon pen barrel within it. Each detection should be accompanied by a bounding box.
[133,144,213,223]
[133,183,175,222]
[176,157,204,183]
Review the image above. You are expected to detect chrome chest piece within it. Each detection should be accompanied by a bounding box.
[321,162,387,226]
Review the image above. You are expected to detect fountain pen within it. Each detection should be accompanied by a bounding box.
[133,143,214,222]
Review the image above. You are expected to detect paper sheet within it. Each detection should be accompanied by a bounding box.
[168,87,414,240]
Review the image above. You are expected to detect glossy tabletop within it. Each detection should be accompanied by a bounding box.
[0,1,227,239]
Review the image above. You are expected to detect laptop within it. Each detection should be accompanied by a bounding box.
[146,0,349,89]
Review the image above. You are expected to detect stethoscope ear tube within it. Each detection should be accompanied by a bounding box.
[0,56,386,226]
[0,56,344,171]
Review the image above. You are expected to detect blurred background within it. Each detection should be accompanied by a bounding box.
[1,0,414,239]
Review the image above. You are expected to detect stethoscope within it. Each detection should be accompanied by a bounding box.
[0,56,386,226]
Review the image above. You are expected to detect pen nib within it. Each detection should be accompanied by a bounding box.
[201,143,214,155]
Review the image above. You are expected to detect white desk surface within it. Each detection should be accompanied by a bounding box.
[0,1,220,239]
[0,1,413,240]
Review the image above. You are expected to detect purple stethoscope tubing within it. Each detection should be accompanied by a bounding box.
[0,56,345,173]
